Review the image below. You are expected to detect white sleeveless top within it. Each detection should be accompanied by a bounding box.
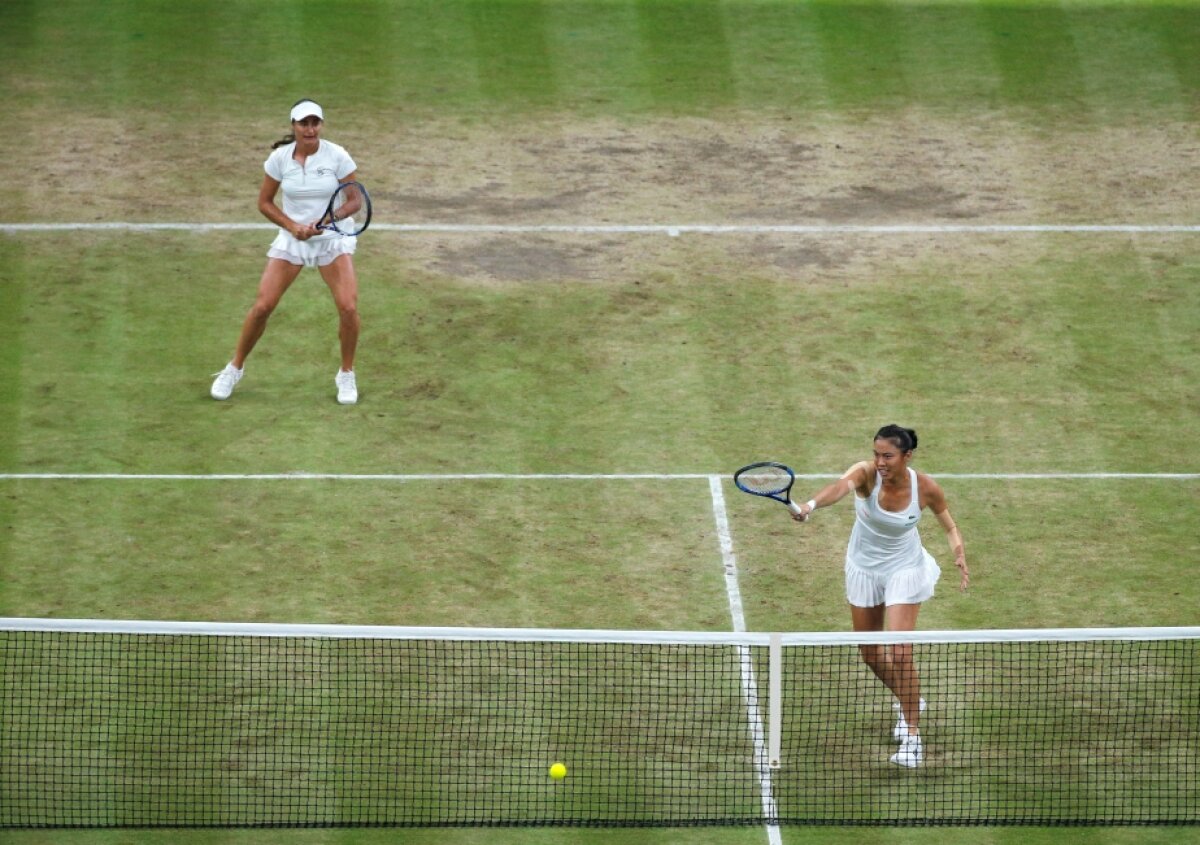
[846,468,926,574]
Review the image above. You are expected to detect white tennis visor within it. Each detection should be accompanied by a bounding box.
[290,101,323,122]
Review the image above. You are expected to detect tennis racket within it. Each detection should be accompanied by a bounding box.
[316,181,372,236]
[734,462,805,516]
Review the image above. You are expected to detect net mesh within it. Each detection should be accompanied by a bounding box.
[775,638,1199,824]
[1,623,1197,828]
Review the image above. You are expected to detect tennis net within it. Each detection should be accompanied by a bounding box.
[1,618,1197,828]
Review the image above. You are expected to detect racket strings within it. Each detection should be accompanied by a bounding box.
[330,183,370,234]
[332,185,359,222]
[737,468,791,495]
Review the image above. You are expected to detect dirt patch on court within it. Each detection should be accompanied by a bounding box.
[364,111,1196,226]
[10,107,1197,282]
[432,237,620,282]
[373,111,1196,283]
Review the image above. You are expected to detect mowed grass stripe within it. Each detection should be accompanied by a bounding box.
[1066,6,1192,118]
[1,234,1196,474]
[893,2,1003,108]
[1,1,1197,119]
[4,478,1196,632]
[0,479,736,629]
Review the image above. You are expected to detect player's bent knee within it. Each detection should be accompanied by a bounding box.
[250,301,278,322]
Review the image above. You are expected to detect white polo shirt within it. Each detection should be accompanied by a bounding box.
[264,140,357,232]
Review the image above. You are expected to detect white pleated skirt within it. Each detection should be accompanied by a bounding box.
[267,231,357,268]
[845,549,941,608]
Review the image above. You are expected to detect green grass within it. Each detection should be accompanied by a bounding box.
[0,478,734,628]
[2,0,1199,842]
[0,234,1196,475]
[2,0,1197,119]
[1,232,1197,843]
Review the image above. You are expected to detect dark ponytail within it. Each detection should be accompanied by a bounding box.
[874,424,918,453]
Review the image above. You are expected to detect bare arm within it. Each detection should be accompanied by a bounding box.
[330,171,361,220]
[257,175,318,241]
[925,477,969,591]
[791,461,872,522]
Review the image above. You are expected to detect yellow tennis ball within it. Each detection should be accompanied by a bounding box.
[549,762,567,780]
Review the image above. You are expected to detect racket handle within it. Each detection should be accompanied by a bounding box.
[787,499,803,515]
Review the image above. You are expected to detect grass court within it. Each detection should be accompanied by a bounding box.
[1,1,1198,843]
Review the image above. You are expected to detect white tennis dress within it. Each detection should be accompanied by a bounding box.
[844,468,941,607]
[263,140,358,267]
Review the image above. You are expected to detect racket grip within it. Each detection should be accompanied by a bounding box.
[787,499,803,515]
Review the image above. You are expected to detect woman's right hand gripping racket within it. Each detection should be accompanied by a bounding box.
[316,181,372,236]
[734,462,808,519]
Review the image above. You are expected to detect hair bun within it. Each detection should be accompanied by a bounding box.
[874,424,917,452]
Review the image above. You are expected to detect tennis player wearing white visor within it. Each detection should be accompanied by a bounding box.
[210,98,362,405]
[791,425,969,768]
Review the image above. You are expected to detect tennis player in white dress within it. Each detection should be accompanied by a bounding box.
[791,425,969,768]
[210,99,362,405]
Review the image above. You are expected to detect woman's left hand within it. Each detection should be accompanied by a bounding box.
[955,554,970,592]
[291,222,318,241]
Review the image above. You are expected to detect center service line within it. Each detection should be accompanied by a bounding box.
[708,475,784,845]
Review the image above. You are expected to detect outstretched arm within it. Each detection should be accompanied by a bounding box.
[791,461,872,522]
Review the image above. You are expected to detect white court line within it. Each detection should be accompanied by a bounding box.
[709,476,750,635]
[2,222,1198,234]
[0,472,1195,480]
[708,476,783,845]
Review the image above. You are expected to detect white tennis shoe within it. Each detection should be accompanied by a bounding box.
[893,697,927,742]
[335,369,358,405]
[890,733,923,768]
[210,363,243,400]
